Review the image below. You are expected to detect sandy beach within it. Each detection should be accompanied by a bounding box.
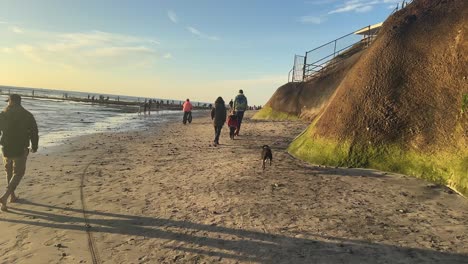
[0,112,467,264]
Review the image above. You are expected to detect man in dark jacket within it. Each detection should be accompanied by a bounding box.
[210,97,226,146]
[0,94,39,211]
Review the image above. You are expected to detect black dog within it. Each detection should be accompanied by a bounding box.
[261,145,273,170]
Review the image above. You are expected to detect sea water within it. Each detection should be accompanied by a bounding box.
[0,93,193,150]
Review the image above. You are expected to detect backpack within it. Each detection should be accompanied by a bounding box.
[235,95,247,111]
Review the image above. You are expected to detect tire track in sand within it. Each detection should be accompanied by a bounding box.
[80,160,101,264]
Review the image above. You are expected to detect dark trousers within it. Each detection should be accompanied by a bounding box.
[235,111,245,135]
[214,125,223,143]
[229,126,236,139]
[183,111,192,124]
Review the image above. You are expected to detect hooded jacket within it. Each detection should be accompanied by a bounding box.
[210,98,226,127]
[0,105,39,158]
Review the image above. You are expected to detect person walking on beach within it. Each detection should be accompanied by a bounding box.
[210,97,226,146]
[229,99,233,109]
[0,94,39,211]
[143,100,148,115]
[227,111,238,140]
[182,99,193,124]
[148,99,153,115]
[233,89,248,136]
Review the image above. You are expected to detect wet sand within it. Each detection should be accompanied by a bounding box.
[0,112,467,264]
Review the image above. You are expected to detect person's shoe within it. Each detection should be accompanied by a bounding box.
[0,197,7,212]
[10,194,18,203]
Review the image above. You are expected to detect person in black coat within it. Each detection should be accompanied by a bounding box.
[210,97,227,146]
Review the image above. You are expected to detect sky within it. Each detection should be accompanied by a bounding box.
[0,0,403,105]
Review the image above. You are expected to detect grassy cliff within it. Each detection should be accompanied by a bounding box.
[252,106,300,121]
[287,0,468,196]
[289,125,468,196]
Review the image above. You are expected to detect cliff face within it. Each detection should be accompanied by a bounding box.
[287,0,468,195]
[254,48,365,121]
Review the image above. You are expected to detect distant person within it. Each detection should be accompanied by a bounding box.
[182,99,193,124]
[148,100,153,115]
[233,89,248,136]
[229,99,234,109]
[0,94,39,211]
[143,102,148,115]
[210,97,226,146]
[227,111,238,140]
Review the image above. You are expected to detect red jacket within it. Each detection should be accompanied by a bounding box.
[227,115,238,128]
[182,101,193,112]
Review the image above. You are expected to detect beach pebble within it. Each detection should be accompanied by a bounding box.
[54,243,63,248]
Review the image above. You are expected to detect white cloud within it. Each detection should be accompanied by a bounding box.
[187,26,202,36]
[3,27,168,68]
[305,0,338,5]
[356,5,373,12]
[299,15,325,24]
[187,26,219,41]
[10,26,24,33]
[15,44,43,62]
[163,53,172,59]
[207,36,220,41]
[328,0,384,14]
[85,46,154,57]
[1,47,13,53]
[167,10,178,23]
[0,21,7,24]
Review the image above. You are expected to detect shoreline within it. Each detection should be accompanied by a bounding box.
[0,112,467,263]
[38,109,209,152]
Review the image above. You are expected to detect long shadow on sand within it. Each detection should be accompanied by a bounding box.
[1,200,466,263]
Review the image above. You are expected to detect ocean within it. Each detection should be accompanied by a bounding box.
[0,86,202,151]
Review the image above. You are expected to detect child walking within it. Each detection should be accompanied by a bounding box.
[227,112,238,140]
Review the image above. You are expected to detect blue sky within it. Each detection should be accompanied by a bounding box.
[0,0,402,104]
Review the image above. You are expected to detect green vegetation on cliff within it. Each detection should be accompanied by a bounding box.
[252,106,300,121]
[289,126,468,196]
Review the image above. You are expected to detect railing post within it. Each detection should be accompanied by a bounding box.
[302,53,307,81]
[367,25,371,46]
[333,40,337,58]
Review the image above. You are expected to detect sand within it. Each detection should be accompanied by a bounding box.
[0,111,467,264]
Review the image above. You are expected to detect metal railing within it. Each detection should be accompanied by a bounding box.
[288,0,414,83]
[288,25,373,82]
[303,25,372,81]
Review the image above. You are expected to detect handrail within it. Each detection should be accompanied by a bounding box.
[306,31,356,53]
[288,0,415,83]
